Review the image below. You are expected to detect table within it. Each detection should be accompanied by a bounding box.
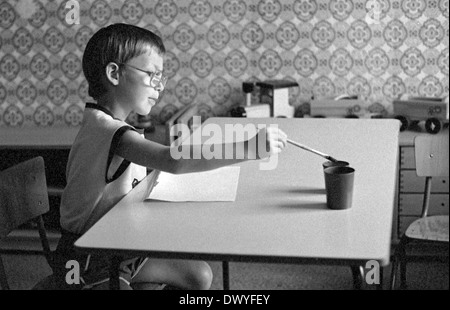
[74,118,400,289]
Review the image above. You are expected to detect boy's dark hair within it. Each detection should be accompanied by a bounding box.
[82,23,166,100]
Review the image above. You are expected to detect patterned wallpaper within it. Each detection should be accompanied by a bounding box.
[0,0,448,128]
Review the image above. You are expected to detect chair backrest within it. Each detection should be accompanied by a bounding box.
[0,157,51,290]
[414,131,449,218]
[415,131,449,178]
[0,157,50,238]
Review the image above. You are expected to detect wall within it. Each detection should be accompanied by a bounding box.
[0,0,448,128]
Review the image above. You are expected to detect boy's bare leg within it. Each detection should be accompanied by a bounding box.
[131,258,213,290]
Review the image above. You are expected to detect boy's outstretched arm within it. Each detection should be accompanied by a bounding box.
[115,127,287,174]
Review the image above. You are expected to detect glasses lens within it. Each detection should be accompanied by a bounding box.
[160,76,168,87]
[151,75,167,88]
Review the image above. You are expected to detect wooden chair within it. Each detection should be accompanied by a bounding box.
[0,157,53,290]
[1,157,168,290]
[390,131,449,290]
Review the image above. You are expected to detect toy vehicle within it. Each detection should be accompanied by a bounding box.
[309,95,382,119]
[393,96,449,134]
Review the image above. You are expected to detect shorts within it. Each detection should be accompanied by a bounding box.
[81,255,149,289]
[53,229,150,290]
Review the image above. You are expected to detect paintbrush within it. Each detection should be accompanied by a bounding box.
[287,139,339,163]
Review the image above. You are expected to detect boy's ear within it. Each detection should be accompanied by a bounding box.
[105,62,120,86]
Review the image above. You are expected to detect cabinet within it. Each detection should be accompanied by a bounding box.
[394,131,450,242]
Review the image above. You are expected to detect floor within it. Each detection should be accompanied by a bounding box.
[1,252,448,290]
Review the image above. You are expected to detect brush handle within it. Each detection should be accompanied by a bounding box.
[287,139,332,161]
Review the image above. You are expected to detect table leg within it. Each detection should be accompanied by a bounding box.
[222,261,230,290]
[109,256,121,290]
[377,267,384,290]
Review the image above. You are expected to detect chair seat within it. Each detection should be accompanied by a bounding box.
[405,216,449,242]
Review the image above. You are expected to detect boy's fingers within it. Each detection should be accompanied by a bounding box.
[276,140,286,150]
[275,135,287,148]
[262,127,287,154]
[270,141,285,153]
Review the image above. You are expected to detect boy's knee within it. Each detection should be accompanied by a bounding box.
[188,262,213,290]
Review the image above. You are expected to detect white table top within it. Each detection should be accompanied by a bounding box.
[75,118,400,266]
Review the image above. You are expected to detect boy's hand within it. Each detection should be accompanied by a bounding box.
[254,126,287,159]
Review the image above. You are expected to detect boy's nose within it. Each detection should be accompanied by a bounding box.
[154,81,164,92]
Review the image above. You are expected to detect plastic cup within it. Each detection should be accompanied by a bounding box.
[324,166,355,210]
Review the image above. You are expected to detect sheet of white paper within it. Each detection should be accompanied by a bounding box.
[146,167,240,202]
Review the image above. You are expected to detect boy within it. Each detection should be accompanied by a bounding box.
[56,23,287,290]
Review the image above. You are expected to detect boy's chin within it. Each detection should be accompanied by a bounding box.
[137,107,152,116]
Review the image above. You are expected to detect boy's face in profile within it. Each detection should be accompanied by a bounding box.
[115,46,164,117]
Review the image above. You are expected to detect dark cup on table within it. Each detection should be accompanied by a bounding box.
[322,160,349,169]
[324,166,355,210]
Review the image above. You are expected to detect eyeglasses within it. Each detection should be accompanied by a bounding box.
[120,63,168,90]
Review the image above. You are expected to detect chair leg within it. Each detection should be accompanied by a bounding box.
[377,266,384,290]
[389,254,399,290]
[390,235,409,290]
[0,255,10,290]
[350,265,364,290]
[399,236,410,290]
[222,261,230,290]
[399,242,408,290]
